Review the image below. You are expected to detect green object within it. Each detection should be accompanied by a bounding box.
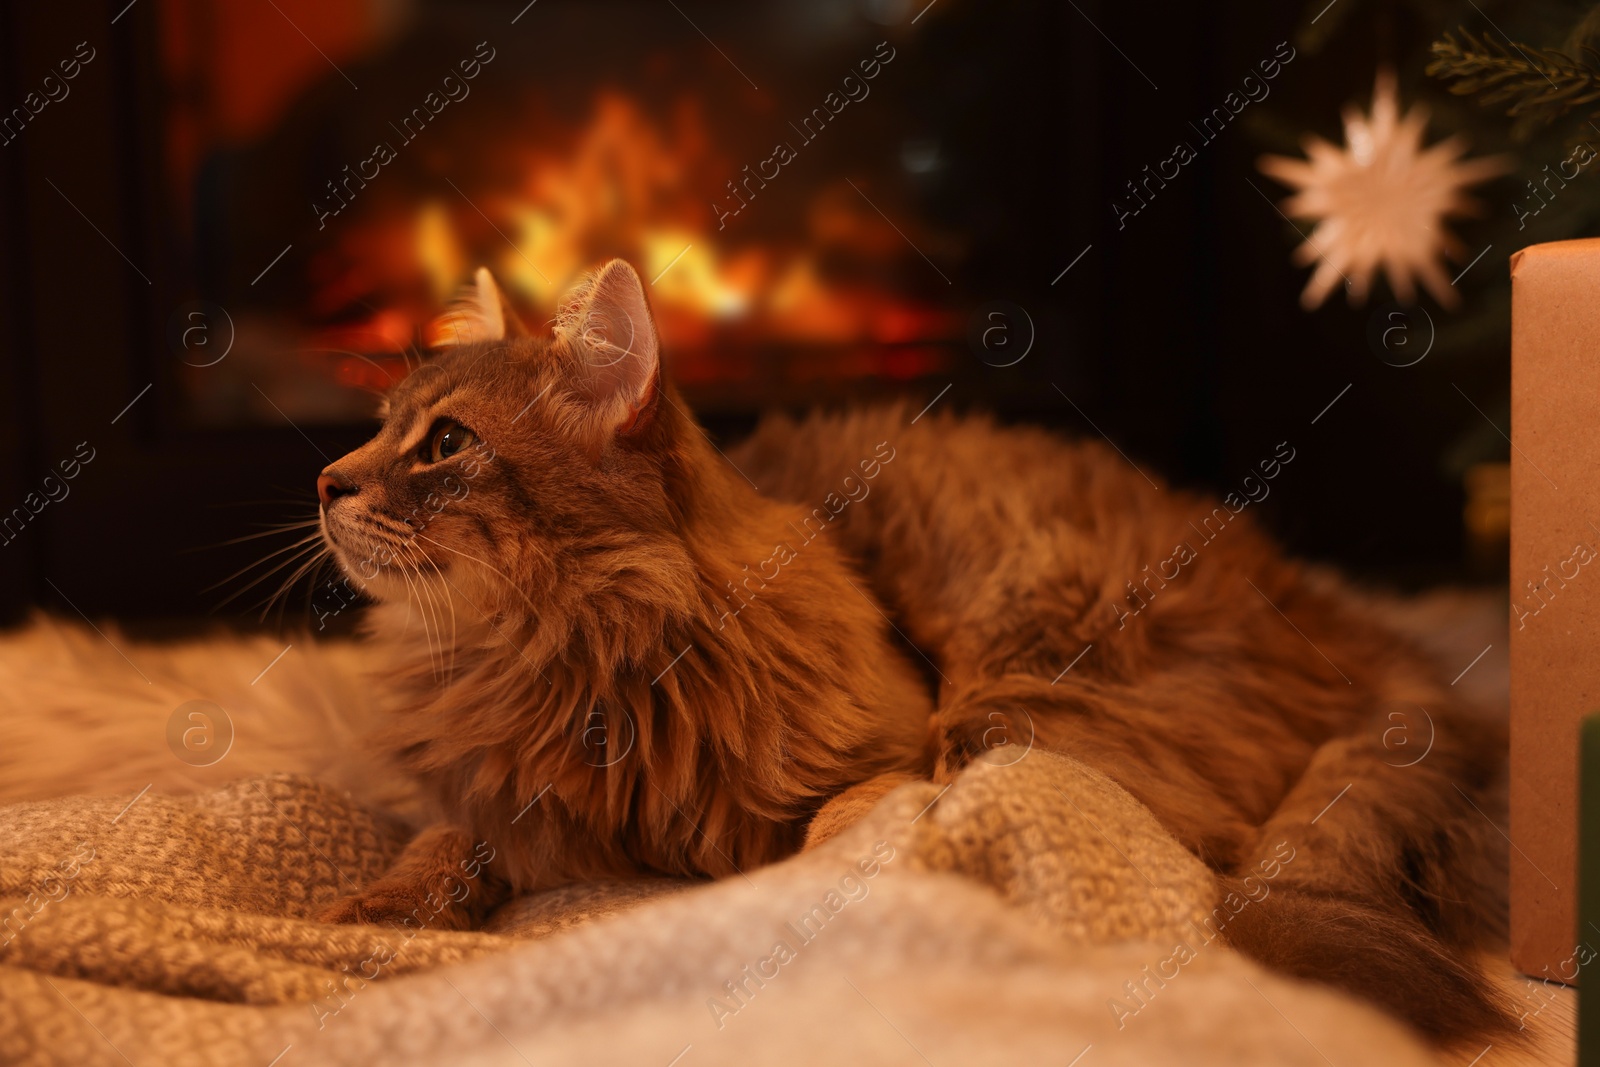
[1429,30,1600,136]
[1581,715,1600,1066]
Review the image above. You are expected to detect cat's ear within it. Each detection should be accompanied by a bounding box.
[556,259,660,435]
[428,267,529,348]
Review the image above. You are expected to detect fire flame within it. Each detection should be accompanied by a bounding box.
[315,90,957,387]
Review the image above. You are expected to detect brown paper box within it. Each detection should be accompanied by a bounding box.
[1509,237,1600,982]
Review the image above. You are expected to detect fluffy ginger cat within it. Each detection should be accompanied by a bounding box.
[315,260,1508,1042]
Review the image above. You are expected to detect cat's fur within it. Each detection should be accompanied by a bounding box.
[734,407,1511,1041]
[313,261,1511,1042]
[315,262,931,917]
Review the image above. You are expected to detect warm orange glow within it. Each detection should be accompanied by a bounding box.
[302,90,957,388]
[467,95,948,342]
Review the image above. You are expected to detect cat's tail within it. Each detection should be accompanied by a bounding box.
[1216,880,1514,1042]
[1217,706,1521,1046]
[929,672,1519,1045]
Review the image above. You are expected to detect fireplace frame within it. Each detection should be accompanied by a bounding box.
[0,1,379,625]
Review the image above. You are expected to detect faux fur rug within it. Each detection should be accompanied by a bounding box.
[2,752,1446,1067]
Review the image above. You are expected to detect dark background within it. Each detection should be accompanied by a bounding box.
[0,0,1523,631]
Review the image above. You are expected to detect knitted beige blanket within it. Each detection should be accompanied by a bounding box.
[0,751,1439,1066]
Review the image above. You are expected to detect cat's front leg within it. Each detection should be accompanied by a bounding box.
[804,773,922,849]
[318,823,507,931]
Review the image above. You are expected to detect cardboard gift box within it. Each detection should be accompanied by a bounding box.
[1510,237,1600,982]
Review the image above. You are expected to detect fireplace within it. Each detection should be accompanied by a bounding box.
[0,0,1105,621]
[148,0,1085,427]
[25,0,1436,624]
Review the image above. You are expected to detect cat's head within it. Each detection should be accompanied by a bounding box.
[317,259,698,621]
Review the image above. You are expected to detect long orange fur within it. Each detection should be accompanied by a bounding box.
[316,262,1510,1043]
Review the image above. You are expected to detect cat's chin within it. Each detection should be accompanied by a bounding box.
[315,535,391,603]
[319,519,395,596]
[326,558,403,603]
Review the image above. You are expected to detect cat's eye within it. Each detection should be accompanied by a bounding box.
[426,420,478,464]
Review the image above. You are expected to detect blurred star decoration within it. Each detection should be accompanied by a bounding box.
[1259,69,1508,310]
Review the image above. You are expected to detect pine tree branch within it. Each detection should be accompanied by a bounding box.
[1428,29,1600,129]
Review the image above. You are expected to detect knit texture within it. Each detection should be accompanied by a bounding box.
[0,752,1438,1066]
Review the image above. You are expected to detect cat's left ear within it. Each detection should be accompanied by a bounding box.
[557,259,660,435]
[428,267,529,348]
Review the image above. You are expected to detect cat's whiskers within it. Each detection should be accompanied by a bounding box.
[412,532,541,620]
[395,541,440,680]
[402,559,442,681]
[205,530,325,597]
[380,538,437,679]
[396,539,450,683]
[306,551,342,628]
[209,534,327,614]
[204,518,322,550]
[409,543,460,683]
[230,537,319,618]
[385,545,431,666]
[365,512,413,536]
[262,540,333,623]
[411,541,462,684]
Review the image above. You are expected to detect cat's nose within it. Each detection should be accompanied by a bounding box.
[317,470,357,507]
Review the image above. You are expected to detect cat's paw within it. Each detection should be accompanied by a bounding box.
[316,882,475,931]
[806,773,920,849]
[317,885,415,926]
